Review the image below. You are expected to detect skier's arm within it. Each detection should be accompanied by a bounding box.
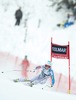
[35,66,41,70]
[35,65,45,70]
[50,70,54,78]
[32,66,41,72]
[50,70,55,87]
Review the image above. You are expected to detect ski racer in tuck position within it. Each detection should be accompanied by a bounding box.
[29,61,55,87]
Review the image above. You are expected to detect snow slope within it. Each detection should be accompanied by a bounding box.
[0,77,76,100]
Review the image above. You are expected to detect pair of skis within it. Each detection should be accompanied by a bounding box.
[13,78,53,89]
[13,78,34,87]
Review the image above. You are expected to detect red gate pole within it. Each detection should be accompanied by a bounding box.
[51,37,53,62]
[68,41,70,94]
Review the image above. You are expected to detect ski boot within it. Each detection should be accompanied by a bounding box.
[28,82,34,87]
[13,78,19,82]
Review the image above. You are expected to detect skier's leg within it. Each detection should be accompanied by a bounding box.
[38,75,49,84]
[28,76,49,87]
[30,74,43,85]
[30,74,43,82]
[25,77,38,87]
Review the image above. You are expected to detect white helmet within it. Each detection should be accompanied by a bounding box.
[45,61,52,67]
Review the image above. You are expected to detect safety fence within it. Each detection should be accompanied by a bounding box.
[0,51,76,94]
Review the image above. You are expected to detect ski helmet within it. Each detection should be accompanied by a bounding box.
[45,61,52,67]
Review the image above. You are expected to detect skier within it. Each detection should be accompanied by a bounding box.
[29,61,55,87]
[21,55,30,78]
[15,7,23,25]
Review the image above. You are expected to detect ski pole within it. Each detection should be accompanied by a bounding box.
[1,69,35,74]
[13,69,35,72]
